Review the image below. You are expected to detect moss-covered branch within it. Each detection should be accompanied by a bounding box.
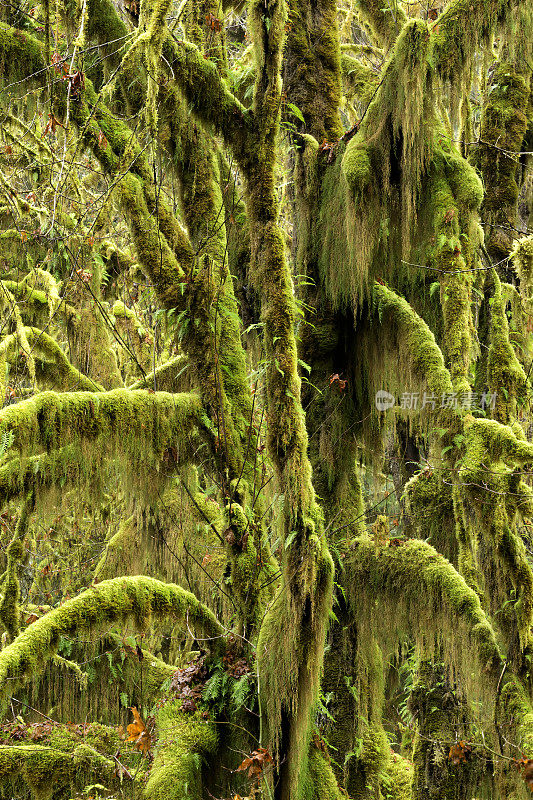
[0,575,224,710]
[349,538,501,685]
[246,0,335,794]
[432,0,528,86]
[145,701,218,799]
[475,63,531,262]
[349,537,533,769]
[0,21,44,86]
[372,281,453,399]
[0,492,33,642]
[0,327,104,395]
[356,0,407,50]
[128,354,189,391]
[165,35,254,166]
[0,446,90,510]
[0,743,121,800]
[0,389,207,503]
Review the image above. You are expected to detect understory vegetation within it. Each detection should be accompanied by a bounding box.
[0,0,532,797]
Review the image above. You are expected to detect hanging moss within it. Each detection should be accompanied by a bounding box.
[128,355,189,392]
[404,470,457,560]
[513,235,533,311]
[64,259,123,390]
[0,328,104,397]
[0,445,94,512]
[0,575,224,711]
[112,300,153,380]
[432,0,531,97]
[372,281,453,400]
[456,416,533,659]
[0,491,33,642]
[348,538,502,697]
[487,271,529,421]
[355,0,407,50]
[0,388,207,502]
[410,659,477,800]
[0,21,44,86]
[340,55,380,108]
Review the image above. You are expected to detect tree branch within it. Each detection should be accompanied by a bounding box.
[0,575,224,709]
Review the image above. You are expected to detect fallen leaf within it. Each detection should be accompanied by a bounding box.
[126,707,152,754]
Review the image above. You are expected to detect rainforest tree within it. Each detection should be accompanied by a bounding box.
[0,0,532,797]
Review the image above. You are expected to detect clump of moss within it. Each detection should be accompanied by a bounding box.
[0,576,224,711]
[145,701,218,799]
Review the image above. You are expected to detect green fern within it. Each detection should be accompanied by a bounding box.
[0,429,14,460]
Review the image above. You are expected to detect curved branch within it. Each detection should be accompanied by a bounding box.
[372,281,453,399]
[0,575,224,710]
[349,537,501,680]
[0,327,104,393]
[0,387,204,455]
[128,355,189,391]
[0,389,208,504]
[165,35,254,167]
[348,537,533,761]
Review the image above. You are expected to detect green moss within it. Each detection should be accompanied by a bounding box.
[342,144,373,198]
[513,235,533,310]
[355,0,407,49]
[164,36,253,167]
[0,328,104,395]
[381,751,413,800]
[410,660,475,800]
[65,279,122,390]
[340,55,380,107]
[0,388,206,503]
[284,0,343,142]
[418,142,483,396]
[145,701,218,799]
[0,492,33,642]
[0,745,71,800]
[487,271,528,422]
[0,739,126,800]
[298,747,343,800]
[348,538,502,694]
[475,63,531,261]
[128,355,189,391]
[432,0,530,96]
[0,575,224,711]
[457,415,533,659]
[0,445,88,512]
[372,281,453,401]
[0,22,44,87]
